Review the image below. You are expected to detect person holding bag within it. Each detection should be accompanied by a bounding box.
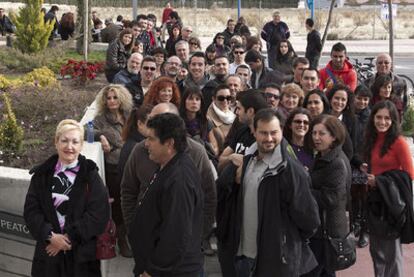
[362,100,414,277]
[24,119,110,277]
[302,114,352,277]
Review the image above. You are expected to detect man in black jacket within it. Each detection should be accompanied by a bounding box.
[216,109,320,277]
[305,18,322,69]
[245,50,284,89]
[128,113,204,277]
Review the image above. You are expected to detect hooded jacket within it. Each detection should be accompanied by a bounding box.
[319,59,357,91]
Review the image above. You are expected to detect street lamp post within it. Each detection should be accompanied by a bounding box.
[132,0,137,21]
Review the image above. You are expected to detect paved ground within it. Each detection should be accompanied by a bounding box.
[104,243,414,277]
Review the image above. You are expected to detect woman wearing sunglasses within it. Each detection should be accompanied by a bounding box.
[207,84,236,154]
[284,107,314,170]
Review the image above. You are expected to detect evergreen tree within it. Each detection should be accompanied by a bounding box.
[13,0,54,54]
[0,93,24,153]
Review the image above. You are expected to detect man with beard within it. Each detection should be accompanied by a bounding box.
[202,55,230,111]
[216,109,320,277]
[180,52,210,92]
[162,55,183,82]
[113,53,143,90]
[319,42,357,91]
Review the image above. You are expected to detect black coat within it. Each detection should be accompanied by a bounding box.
[368,170,414,243]
[128,152,204,276]
[310,146,351,238]
[217,140,320,276]
[305,30,322,58]
[250,66,285,89]
[24,154,110,276]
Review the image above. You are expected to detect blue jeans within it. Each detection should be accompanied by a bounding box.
[235,255,255,277]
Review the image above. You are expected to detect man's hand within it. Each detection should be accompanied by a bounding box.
[140,271,151,277]
[229,153,243,167]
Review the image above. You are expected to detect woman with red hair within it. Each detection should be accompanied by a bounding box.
[143,76,181,107]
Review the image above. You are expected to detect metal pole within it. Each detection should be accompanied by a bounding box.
[238,0,241,19]
[132,0,137,21]
[194,0,197,34]
[373,1,376,39]
[83,0,88,61]
[388,0,394,69]
[311,0,315,20]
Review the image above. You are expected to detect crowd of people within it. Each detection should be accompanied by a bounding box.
[17,2,414,277]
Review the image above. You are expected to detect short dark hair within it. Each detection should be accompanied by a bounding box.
[311,114,346,148]
[151,47,167,57]
[136,14,148,21]
[214,54,229,62]
[147,13,157,22]
[354,84,372,99]
[146,113,188,152]
[214,84,230,97]
[263,82,281,91]
[237,89,268,114]
[189,51,206,65]
[50,5,59,12]
[331,42,347,54]
[301,67,320,80]
[116,15,123,22]
[254,108,285,130]
[169,11,179,20]
[305,18,314,28]
[141,56,156,66]
[227,19,235,25]
[245,50,263,63]
[293,57,310,69]
[206,44,216,53]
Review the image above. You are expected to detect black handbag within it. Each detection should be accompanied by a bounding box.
[322,211,356,271]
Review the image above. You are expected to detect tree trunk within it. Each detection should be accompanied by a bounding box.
[76,0,91,55]
[388,0,394,71]
[319,0,337,64]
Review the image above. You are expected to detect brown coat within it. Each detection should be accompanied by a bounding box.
[206,104,233,152]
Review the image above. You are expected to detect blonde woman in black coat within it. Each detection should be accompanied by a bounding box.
[24,119,109,277]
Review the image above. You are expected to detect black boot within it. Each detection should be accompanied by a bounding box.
[358,232,369,248]
[117,224,133,258]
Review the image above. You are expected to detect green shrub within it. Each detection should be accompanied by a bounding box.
[0,93,24,153]
[13,0,55,54]
[327,33,339,40]
[402,105,414,137]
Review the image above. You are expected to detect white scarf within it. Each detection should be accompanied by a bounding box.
[212,102,236,125]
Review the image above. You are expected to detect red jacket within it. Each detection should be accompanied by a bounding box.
[319,59,357,92]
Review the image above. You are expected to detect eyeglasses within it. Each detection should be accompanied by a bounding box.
[263,92,280,99]
[216,95,234,102]
[234,51,245,55]
[143,66,156,71]
[292,119,309,125]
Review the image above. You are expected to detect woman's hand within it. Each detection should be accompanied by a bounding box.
[360,163,368,173]
[100,135,111,153]
[45,232,71,256]
[367,174,376,188]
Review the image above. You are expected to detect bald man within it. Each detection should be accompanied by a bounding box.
[364,53,408,110]
[120,103,217,256]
